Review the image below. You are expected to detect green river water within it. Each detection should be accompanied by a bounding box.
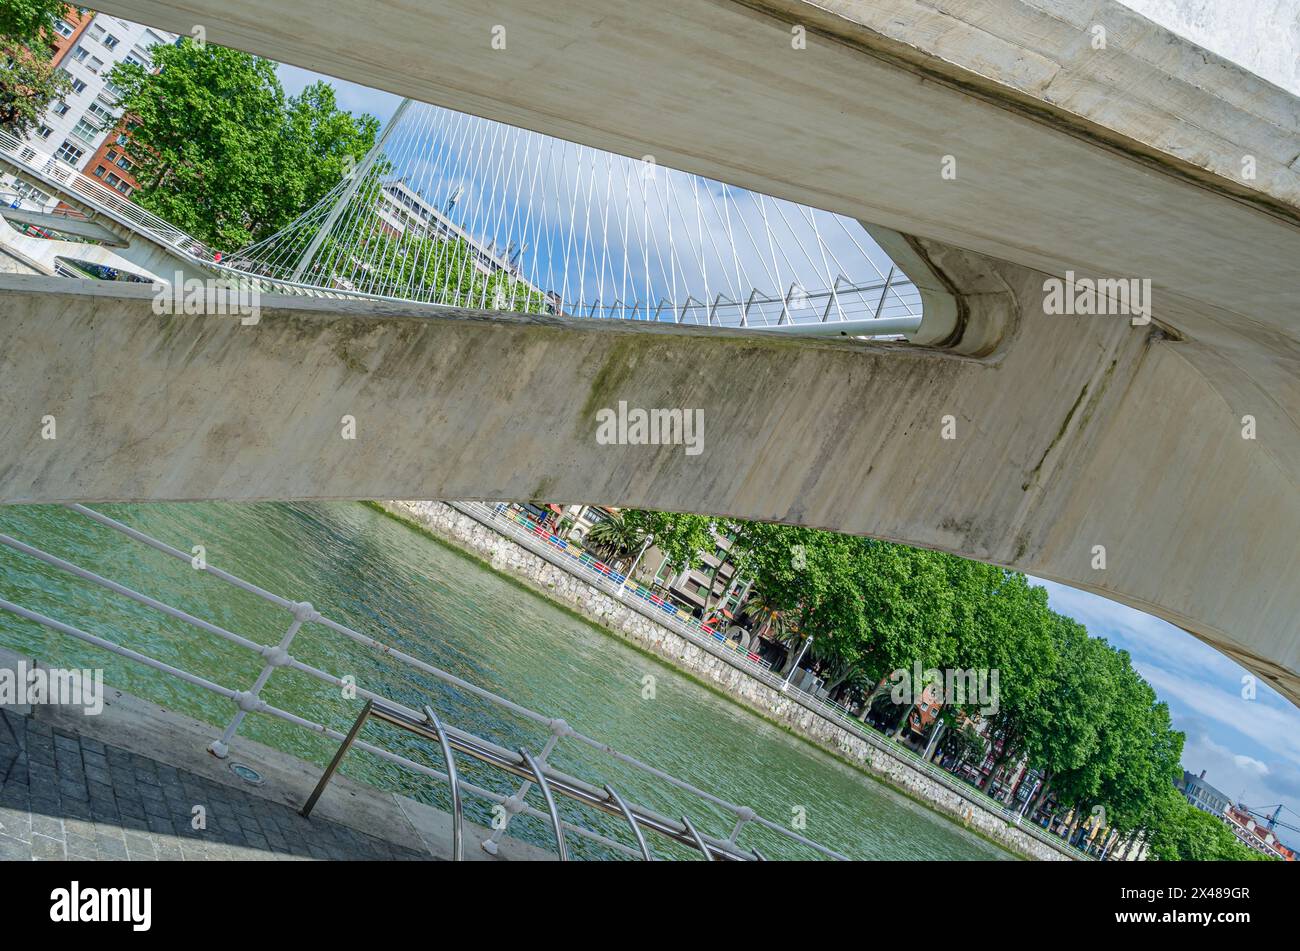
[0,501,1011,860]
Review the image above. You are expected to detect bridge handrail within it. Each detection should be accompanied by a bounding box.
[0,504,847,861]
[448,500,1097,861]
[0,129,220,261]
[0,129,922,336]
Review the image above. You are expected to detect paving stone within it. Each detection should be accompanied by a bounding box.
[0,713,437,863]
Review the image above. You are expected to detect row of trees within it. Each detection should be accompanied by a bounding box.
[577,507,1265,860]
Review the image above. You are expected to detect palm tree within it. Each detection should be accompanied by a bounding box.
[743,589,785,643]
[583,511,646,571]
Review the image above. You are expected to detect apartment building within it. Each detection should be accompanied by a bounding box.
[3,10,176,208]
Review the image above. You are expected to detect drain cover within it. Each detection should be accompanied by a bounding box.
[229,762,265,786]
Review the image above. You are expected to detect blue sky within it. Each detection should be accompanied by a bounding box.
[1036,578,1300,849]
[275,57,1300,849]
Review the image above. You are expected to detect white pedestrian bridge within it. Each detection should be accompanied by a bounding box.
[0,0,1296,709]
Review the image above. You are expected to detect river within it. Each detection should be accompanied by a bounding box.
[0,501,1011,860]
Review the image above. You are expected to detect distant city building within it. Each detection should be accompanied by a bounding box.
[1223,804,1296,861]
[641,527,751,622]
[1179,768,1231,817]
[373,179,554,308]
[1,11,176,207]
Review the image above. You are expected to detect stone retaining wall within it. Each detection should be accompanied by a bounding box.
[379,500,1078,861]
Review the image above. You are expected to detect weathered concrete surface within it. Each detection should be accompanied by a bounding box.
[0,247,1295,708]
[1,0,1296,704]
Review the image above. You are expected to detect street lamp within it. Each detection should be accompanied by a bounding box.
[781,636,813,692]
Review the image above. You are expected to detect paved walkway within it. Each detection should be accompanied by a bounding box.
[0,708,426,861]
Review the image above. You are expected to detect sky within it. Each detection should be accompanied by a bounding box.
[272,12,1300,844]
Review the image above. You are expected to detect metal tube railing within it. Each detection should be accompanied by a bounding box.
[0,129,920,336]
[0,507,848,861]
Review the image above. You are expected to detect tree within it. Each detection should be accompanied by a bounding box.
[583,511,646,570]
[621,509,714,574]
[108,39,378,250]
[0,0,67,44]
[0,1,72,137]
[1146,790,1270,861]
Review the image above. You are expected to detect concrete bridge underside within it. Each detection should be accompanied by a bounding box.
[1,0,1297,702]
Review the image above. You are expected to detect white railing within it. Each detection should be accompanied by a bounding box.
[0,504,847,861]
[0,129,217,262]
[0,130,921,339]
[448,500,1097,861]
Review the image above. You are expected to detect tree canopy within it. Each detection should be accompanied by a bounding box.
[108,39,378,249]
[0,0,72,138]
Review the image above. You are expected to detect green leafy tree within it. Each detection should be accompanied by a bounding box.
[0,0,67,43]
[108,39,378,250]
[622,509,714,575]
[0,1,72,137]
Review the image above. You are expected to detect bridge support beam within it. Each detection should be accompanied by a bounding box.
[0,254,1296,704]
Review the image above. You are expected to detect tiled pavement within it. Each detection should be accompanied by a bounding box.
[0,708,427,861]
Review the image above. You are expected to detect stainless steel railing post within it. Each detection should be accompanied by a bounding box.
[604,783,653,861]
[520,748,569,861]
[423,704,463,861]
[680,815,714,861]
[481,718,568,855]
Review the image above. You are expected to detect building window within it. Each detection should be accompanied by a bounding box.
[86,102,114,125]
[54,140,84,165]
[70,78,87,95]
[70,45,89,63]
[53,101,70,116]
[14,182,51,205]
[102,35,120,50]
[36,125,52,139]
[92,165,106,178]
[86,56,104,73]
[71,118,100,143]
[54,20,75,38]
[115,155,132,171]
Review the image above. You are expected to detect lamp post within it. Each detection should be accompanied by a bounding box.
[616,534,653,600]
[781,636,813,692]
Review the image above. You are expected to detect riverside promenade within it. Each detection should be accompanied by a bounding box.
[378,501,1093,862]
[0,648,550,862]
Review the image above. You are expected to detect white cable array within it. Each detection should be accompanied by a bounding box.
[234,100,922,331]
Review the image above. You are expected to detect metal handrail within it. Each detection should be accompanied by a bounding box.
[519,746,569,861]
[604,784,652,861]
[422,704,463,862]
[0,505,847,860]
[445,500,1096,861]
[0,129,920,336]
